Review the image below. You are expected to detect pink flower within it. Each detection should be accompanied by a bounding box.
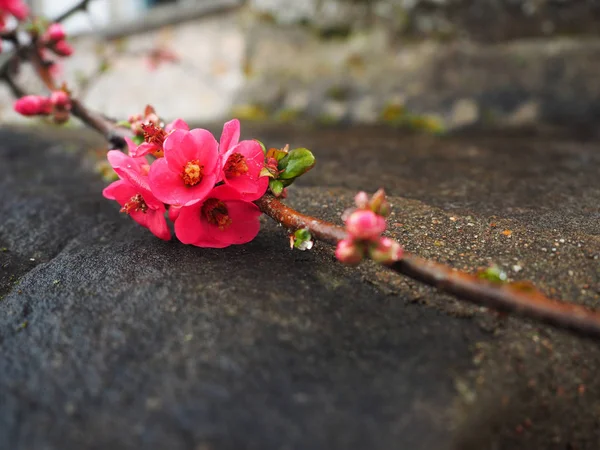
[44,23,66,42]
[103,149,169,240]
[128,105,160,135]
[0,0,29,20]
[218,119,268,201]
[345,209,386,240]
[14,95,52,116]
[354,191,369,209]
[148,128,219,206]
[335,239,363,265]
[132,118,189,158]
[103,180,170,241]
[174,185,262,248]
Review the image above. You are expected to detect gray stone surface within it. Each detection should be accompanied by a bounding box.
[3,2,600,128]
[241,28,600,129]
[249,0,600,42]
[1,124,600,449]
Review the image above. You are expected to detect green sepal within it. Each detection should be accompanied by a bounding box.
[116,120,132,128]
[132,134,144,145]
[478,265,508,283]
[279,148,315,180]
[259,167,276,178]
[269,179,284,196]
[255,139,267,155]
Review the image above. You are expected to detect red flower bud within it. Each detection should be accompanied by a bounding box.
[53,39,74,57]
[370,237,403,265]
[45,23,66,42]
[14,95,52,116]
[345,210,386,240]
[50,90,71,110]
[335,239,364,266]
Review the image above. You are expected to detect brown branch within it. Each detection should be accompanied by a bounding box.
[255,194,346,245]
[0,30,19,45]
[70,99,127,150]
[53,0,94,24]
[0,0,97,78]
[12,32,127,150]
[256,194,600,340]
[0,72,26,97]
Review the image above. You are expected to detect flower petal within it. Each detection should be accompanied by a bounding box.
[174,202,205,244]
[163,129,196,171]
[168,205,181,222]
[146,209,171,241]
[131,142,157,158]
[165,118,189,133]
[219,119,240,154]
[107,150,151,193]
[222,140,268,201]
[210,200,261,246]
[189,128,219,172]
[102,180,136,203]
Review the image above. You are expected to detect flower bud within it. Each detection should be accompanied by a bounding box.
[335,239,363,266]
[354,191,369,209]
[345,209,386,240]
[50,90,71,110]
[45,23,66,42]
[370,188,390,217]
[53,39,74,57]
[14,95,52,116]
[6,0,29,20]
[370,237,403,265]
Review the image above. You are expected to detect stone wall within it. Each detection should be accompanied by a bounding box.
[2,0,600,129]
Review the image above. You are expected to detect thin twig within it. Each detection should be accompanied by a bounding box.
[70,99,127,150]
[0,30,19,45]
[53,0,93,24]
[255,194,600,340]
[0,0,96,78]
[0,72,26,97]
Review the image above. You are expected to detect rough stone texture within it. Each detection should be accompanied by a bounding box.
[4,3,600,128]
[1,124,600,449]
[0,14,245,125]
[241,27,600,128]
[249,0,600,42]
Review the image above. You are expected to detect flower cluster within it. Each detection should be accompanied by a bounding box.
[0,0,28,53]
[14,89,72,123]
[41,23,73,57]
[0,0,28,31]
[336,189,403,265]
[103,116,269,248]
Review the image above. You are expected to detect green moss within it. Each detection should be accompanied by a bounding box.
[326,85,350,101]
[381,102,446,134]
[275,108,302,123]
[230,104,270,121]
[381,103,407,123]
[317,113,341,125]
[316,25,353,40]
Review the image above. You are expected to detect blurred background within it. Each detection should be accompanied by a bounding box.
[3,0,600,132]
